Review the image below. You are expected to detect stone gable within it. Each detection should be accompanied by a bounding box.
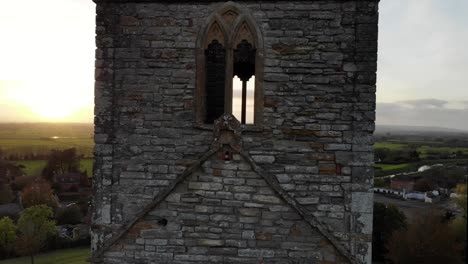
[102,152,348,263]
[91,1,379,263]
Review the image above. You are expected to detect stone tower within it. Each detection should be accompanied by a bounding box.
[90,1,379,263]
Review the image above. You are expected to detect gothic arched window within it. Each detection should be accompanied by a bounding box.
[196,4,263,126]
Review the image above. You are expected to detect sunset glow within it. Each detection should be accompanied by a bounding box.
[4,78,93,121]
[0,0,95,122]
[0,0,467,129]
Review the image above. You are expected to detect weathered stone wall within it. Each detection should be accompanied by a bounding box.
[103,154,348,263]
[92,1,378,263]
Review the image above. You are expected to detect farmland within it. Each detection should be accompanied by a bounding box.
[0,138,94,158]
[0,247,90,264]
[375,141,468,157]
[374,127,468,176]
[14,159,93,177]
[0,123,93,158]
[0,123,94,177]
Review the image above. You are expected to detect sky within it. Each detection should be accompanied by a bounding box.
[0,0,467,130]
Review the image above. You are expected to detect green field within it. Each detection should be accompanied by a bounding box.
[0,138,94,158]
[418,145,468,155]
[80,159,93,176]
[13,160,47,176]
[375,163,411,171]
[374,142,408,150]
[0,247,90,264]
[0,123,92,139]
[0,123,93,158]
[375,141,468,156]
[14,159,93,177]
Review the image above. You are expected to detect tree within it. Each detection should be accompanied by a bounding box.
[0,160,24,184]
[0,217,16,258]
[55,205,83,225]
[0,184,14,205]
[372,203,407,261]
[16,205,57,264]
[452,184,467,260]
[374,177,386,188]
[11,175,36,192]
[408,149,420,162]
[41,148,81,181]
[421,166,465,190]
[21,180,58,209]
[454,184,467,219]
[386,210,463,264]
[413,178,434,192]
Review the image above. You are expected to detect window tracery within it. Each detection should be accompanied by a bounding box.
[196,4,263,126]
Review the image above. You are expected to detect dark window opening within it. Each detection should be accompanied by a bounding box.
[205,39,226,124]
[233,40,255,125]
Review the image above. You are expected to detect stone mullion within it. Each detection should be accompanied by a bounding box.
[241,79,247,124]
[225,47,234,115]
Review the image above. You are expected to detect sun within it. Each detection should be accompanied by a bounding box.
[30,99,77,120]
[6,79,93,121]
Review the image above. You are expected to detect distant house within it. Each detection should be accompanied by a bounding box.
[0,160,24,185]
[390,176,416,192]
[0,203,23,220]
[54,172,91,199]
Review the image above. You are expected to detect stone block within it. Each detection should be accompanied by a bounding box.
[197,239,224,247]
[351,192,373,213]
[188,182,223,191]
[251,155,275,164]
[296,197,319,205]
[242,230,255,240]
[252,195,282,204]
[238,249,275,258]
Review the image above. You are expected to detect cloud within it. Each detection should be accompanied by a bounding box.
[377,0,468,102]
[399,99,448,108]
[459,100,468,107]
[377,99,468,131]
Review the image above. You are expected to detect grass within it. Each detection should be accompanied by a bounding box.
[0,138,94,158]
[14,160,47,176]
[375,141,468,156]
[374,142,408,150]
[0,123,92,139]
[0,247,90,264]
[14,159,93,177]
[0,123,94,158]
[375,163,411,171]
[80,159,93,177]
[418,145,468,155]
[375,158,468,177]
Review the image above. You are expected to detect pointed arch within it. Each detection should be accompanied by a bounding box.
[217,1,242,25]
[232,21,256,48]
[195,15,229,125]
[204,21,226,48]
[230,14,264,125]
[221,9,239,28]
[195,3,264,126]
